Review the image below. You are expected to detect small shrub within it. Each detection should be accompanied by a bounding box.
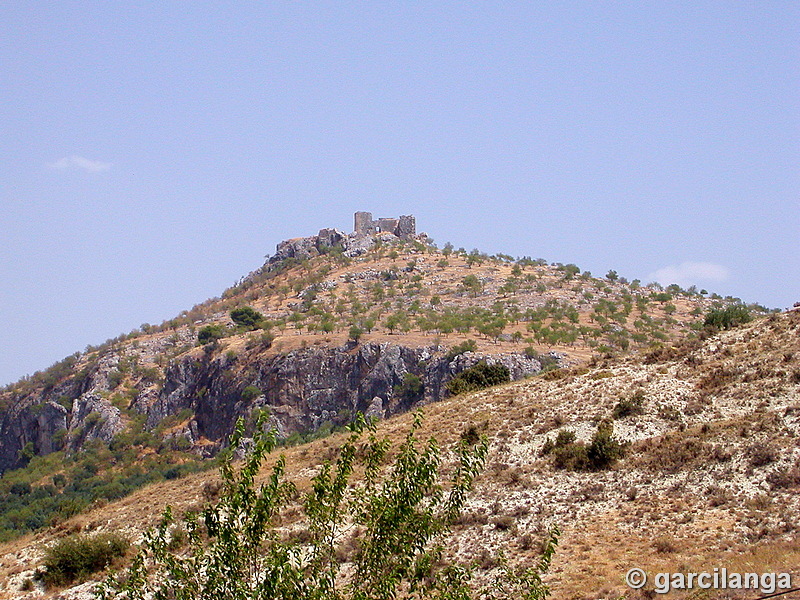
[586,421,625,470]
[197,324,227,345]
[446,361,510,396]
[653,536,677,553]
[540,430,576,456]
[492,515,515,531]
[230,306,265,330]
[107,369,124,390]
[612,390,646,419]
[85,411,102,428]
[41,532,129,586]
[518,533,534,551]
[460,424,481,446]
[240,385,262,403]
[766,460,800,489]
[704,304,752,330]
[549,423,624,471]
[749,444,778,468]
[553,443,589,471]
[446,339,477,360]
[394,373,424,403]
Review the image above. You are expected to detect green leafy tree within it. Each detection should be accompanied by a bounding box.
[704,304,752,330]
[197,324,227,345]
[96,414,559,600]
[385,312,408,334]
[394,373,424,403]
[466,249,483,268]
[348,325,363,344]
[461,274,483,297]
[230,306,265,330]
[446,361,510,396]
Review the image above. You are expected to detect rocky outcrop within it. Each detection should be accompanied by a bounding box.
[145,343,542,453]
[67,393,124,450]
[268,226,425,268]
[0,340,546,471]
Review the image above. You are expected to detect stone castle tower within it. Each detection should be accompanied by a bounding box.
[354,211,416,239]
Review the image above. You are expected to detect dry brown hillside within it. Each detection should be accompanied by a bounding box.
[0,233,760,534]
[2,310,798,599]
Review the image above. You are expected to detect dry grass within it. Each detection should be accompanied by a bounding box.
[3,312,800,598]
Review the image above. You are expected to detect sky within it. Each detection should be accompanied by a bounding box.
[1,1,798,386]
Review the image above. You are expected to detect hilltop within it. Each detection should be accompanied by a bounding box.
[1,216,756,459]
[0,215,772,554]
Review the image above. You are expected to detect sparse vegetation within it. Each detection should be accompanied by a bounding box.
[0,227,788,597]
[41,532,129,587]
[97,413,559,600]
[446,361,510,396]
[612,390,646,419]
[704,304,752,330]
[230,306,265,330]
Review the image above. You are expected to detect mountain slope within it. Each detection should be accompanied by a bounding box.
[0,224,768,546]
[1,308,798,598]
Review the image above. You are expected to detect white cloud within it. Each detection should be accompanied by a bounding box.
[648,262,730,289]
[49,155,112,173]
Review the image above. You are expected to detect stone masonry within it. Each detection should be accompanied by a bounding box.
[353,211,416,239]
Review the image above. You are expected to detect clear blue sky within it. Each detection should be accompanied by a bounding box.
[2,2,798,385]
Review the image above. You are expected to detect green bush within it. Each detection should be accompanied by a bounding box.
[586,422,625,470]
[612,390,646,419]
[240,385,262,403]
[704,304,752,330]
[97,414,559,600]
[41,532,129,586]
[446,339,477,360]
[446,361,510,396]
[230,306,265,330]
[197,324,227,345]
[540,430,576,457]
[553,442,589,471]
[394,373,424,403]
[548,423,625,471]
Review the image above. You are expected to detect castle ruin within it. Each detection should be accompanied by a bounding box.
[354,211,416,239]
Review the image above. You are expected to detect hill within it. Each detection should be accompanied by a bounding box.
[0,306,797,598]
[0,220,768,532]
[0,216,781,592]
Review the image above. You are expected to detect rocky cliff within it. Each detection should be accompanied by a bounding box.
[0,341,544,472]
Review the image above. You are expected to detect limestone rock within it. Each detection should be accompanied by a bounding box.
[365,396,385,420]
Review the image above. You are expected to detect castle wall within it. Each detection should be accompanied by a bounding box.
[354,211,375,236]
[396,215,416,238]
[375,218,399,233]
[353,211,416,238]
